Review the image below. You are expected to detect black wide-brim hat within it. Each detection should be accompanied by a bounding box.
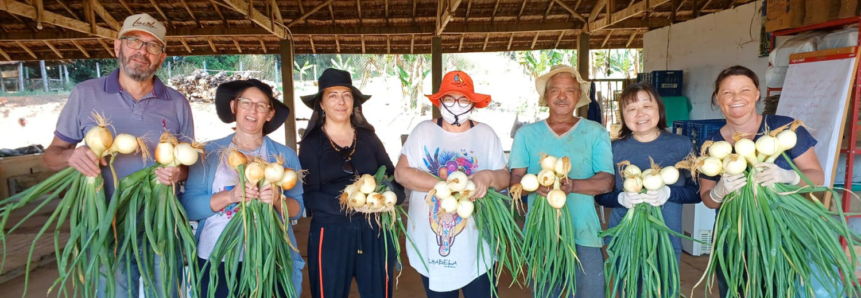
[299,68,371,109]
[215,79,290,135]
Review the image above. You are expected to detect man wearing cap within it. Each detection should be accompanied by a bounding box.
[396,70,510,297]
[43,13,194,298]
[508,65,614,298]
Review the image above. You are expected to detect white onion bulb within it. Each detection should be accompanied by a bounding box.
[660,166,680,185]
[623,177,643,193]
[456,199,475,218]
[547,189,567,209]
[440,197,458,213]
[446,171,469,192]
[520,174,540,192]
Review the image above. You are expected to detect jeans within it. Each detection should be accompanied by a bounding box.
[97,242,182,298]
[532,245,605,298]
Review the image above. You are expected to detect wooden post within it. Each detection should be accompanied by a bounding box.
[96,61,101,78]
[18,62,24,91]
[577,33,590,117]
[280,39,297,149]
[432,36,442,119]
[40,60,49,92]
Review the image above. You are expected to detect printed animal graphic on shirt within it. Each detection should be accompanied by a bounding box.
[422,146,478,257]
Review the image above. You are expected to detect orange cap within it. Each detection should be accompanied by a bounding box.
[426,71,491,109]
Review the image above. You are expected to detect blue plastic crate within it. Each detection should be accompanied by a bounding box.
[636,72,652,84]
[652,70,683,97]
[672,121,686,135]
[686,120,726,152]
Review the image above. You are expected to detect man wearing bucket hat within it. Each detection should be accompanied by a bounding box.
[298,68,406,298]
[180,79,305,298]
[42,13,194,298]
[509,65,614,298]
[395,70,510,297]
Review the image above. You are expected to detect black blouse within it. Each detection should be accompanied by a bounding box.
[298,127,406,222]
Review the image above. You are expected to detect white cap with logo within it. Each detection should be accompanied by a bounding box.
[119,13,166,45]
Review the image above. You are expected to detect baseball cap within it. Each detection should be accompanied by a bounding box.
[118,13,166,45]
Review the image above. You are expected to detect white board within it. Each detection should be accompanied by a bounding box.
[776,48,858,186]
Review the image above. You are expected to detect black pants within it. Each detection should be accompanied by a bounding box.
[198,258,290,298]
[420,273,493,298]
[308,219,396,298]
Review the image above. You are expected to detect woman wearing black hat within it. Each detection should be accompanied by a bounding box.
[299,68,406,298]
[180,79,305,297]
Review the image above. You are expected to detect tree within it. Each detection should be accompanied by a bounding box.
[294,60,313,82]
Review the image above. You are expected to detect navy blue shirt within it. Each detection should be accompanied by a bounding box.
[700,115,817,182]
[595,131,701,257]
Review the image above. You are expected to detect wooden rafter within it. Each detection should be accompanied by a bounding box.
[91,0,120,31]
[518,0,528,23]
[82,0,95,34]
[211,0,229,27]
[97,39,115,57]
[531,32,539,49]
[555,0,588,24]
[328,4,335,24]
[360,34,365,53]
[224,0,288,38]
[458,34,464,51]
[207,37,217,52]
[0,0,117,38]
[506,33,514,50]
[607,0,615,23]
[0,47,10,61]
[180,37,193,53]
[335,34,340,52]
[270,0,283,25]
[287,0,336,27]
[70,40,90,58]
[410,34,414,54]
[258,37,267,53]
[465,0,472,24]
[386,35,390,54]
[601,29,613,47]
[116,0,134,15]
[147,0,171,28]
[233,38,242,53]
[356,0,362,25]
[491,0,501,23]
[35,0,43,29]
[626,30,637,47]
[589,0,606,23]
[589,0,671,31]
[413,0,417,21]
[16,41,37,59]
[384,0,389,26]
[55,0,79,21]
[543,1,554,22]
[436,0,463,35]
[178,0,201,28]
[699,0,714,13]
[676,0,687,13]
[483,34,489,50]
[555,31,564,48]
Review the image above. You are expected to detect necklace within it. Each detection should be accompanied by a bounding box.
[323,127,357,161]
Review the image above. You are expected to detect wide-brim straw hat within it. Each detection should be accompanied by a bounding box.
[535,65,591,109]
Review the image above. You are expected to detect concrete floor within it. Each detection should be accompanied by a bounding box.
[0,199,718,298]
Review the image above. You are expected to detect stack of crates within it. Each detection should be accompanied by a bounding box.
[636,70,684,97]
[672,119,727,152]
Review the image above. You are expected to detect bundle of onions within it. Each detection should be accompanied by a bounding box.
[0,112,145,298]
[203,151,301,298]
[114,130,204,297]
[601,158,693,298]
[511,154,579,298]
[692,120,861,298]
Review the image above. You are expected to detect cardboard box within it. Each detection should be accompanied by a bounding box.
[839,0,860,19]
[766,0,806,32]
[804,0,841,26]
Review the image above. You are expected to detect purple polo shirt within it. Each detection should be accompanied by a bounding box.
[54,69,195,197]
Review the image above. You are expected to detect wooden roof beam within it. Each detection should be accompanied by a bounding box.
[233,38,242,53]
[0,47,10,61]
[699,0,714,14]
[589,0,606,23]
[507,33,515,50]
[82,0,95,33]
[385,0,389,26]
[386,35,390,54]
[116,0,134,15]
[607,0,615,24]
[436,0,463,35]
[410,34,414,53]
[518,0,528,23]
[491,0,501,23]
[259,37,267,53]
[91,0,121,31]
[458,34,464,51]
[97,39,115,57]
[328,3,335,24]
[361,34,365,54]
[335,35,340,52]
[207,37,217,52]
[554,31,564,48]
[271,0,283,25]
[43,40,63,58]
[147,0,172,28]
[413,0,417,21]
[0,0,117,39]
[482,34,489,50]
[210,0,229,27]
[356,0,362,25]
[180,37,193,53]
[601,30,613,47]
[309,36,316,54]
[589,0,671,31]
[555,0,588,24]
[543,1,554,22]
[287,0,336,27]
[179,0,202,28]
[625,30,637,47]
[16,41,37,59]
[530,32,539,49]
[464,0,472,24]
[224,0,288,38]
[54,0,79,21]
[675,0,687,14]
[70,40,90,58]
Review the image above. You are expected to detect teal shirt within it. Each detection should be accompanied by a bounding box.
[509,118,614,248]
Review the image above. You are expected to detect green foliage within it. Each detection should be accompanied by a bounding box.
[515,50,577,79]
[294,60,313,81]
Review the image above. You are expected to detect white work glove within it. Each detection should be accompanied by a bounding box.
[709,174,747,204]
[618,192,645,209]
[754,163,801,187]
[643,186,671,207]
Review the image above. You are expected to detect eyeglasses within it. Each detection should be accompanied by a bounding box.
[120,36,165,55]
[441,96,472,108]
[237,98,272,113]
[341,158,355,175]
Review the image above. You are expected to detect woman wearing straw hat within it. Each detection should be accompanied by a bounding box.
[299,68,407,298]
[180,79,305,297]
[395,70,510,298]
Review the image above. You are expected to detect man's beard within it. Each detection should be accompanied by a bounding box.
[118,49,160,82]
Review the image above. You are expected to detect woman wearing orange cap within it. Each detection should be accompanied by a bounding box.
[395,71,511,298]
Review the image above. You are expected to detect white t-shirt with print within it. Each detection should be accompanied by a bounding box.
[197,142,269,260]
[402,120,508,292]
